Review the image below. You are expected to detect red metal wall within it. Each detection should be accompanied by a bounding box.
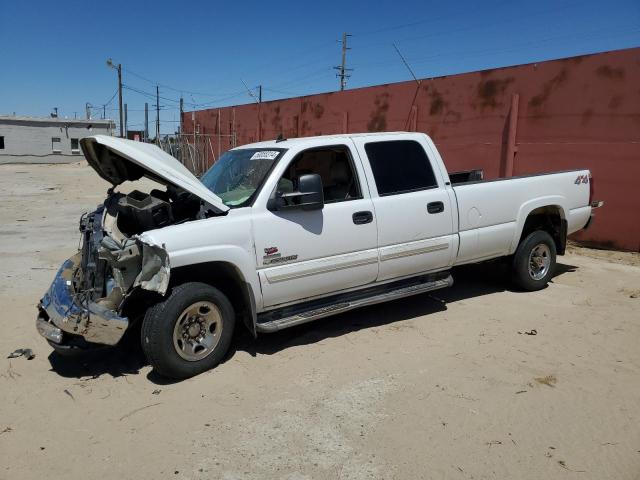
[184,48,640,251]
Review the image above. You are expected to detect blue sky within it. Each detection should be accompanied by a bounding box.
[1,0,638,134]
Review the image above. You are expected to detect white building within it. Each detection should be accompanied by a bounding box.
[0,115,115,164]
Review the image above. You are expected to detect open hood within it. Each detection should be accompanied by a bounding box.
[80,135,229,213]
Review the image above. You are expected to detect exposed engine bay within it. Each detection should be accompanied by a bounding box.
[75,185,211,317]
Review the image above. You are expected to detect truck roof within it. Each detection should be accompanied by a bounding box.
[232,131,425,150]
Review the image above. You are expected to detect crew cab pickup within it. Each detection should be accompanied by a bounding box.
[36,132,601,378]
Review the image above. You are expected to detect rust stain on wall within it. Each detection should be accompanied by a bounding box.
[271,106,282,133]
[367,93,390,132]
[581,108,594,125]
[477,77,514,109]
[312,103,325,119]
[301,119,310,136]
[608,95,623,109]
[429,89,447,115]
[528,69,568,109]
[443,110,462,124]
[596,65,625,79]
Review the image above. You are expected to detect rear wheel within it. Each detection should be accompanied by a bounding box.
[141,282,235,379]
[511,230,556,291]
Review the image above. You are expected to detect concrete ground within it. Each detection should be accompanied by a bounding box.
[0,163,639,480]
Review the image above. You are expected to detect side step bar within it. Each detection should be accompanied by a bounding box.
[256,273,453,333]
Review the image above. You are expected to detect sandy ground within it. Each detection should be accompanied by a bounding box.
[0,162,639,480]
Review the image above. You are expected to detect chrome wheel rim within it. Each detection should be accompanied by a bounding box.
[172,301,223,361]
[528,243,551,281]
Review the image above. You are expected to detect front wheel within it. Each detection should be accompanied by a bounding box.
[511,230,557,291]
[141,282,235,379]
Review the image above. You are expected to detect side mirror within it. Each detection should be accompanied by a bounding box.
[268,173,324,211]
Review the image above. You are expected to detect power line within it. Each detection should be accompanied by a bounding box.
[86,88,119,119]
[351,0,578,50]
[263,87,304,96]
[266,67,334,90]
[102,89,118,108]
[115,47,337,110]
[351,0,507,37]
[124,67,250,99]
[351,24,640,72]
[123,84,181,103]
[392,43,420,84]
[240,79,260,103]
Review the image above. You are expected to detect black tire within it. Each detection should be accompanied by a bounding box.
[141,282,235,379]
[511,230,557,291]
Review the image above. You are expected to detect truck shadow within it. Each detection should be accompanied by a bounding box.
[46,261,577,382]
[47,333,147,380]
[232,260,578,358]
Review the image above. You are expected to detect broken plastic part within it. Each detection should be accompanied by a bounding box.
[133,237,170,295]
[98,232,170,297]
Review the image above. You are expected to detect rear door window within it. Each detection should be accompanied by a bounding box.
[365,140,437,196]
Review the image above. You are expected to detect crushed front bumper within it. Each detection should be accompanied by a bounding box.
[36,253,129,347]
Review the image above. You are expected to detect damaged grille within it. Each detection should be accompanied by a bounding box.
[78,206,108,301]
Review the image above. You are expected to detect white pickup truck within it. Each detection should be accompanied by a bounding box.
[36,132,601,378]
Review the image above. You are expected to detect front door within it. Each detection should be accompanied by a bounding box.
[252,144,378,308]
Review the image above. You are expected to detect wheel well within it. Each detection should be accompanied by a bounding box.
[121,288,163,327]
[519,206,567,255]
[168,262,255,335]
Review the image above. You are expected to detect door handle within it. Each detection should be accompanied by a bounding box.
[352,211,373,225]
[427,201,444,214]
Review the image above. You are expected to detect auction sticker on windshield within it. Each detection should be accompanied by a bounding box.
[250,150,280,160]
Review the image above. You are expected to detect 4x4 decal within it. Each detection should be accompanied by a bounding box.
[575,175,589,185]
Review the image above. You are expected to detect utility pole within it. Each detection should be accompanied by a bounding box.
[192,111,196,167]
[155,85,160,145]
[258,85,262,103]
[179,96,184,134]
[334,32,352,91]
[106,59,124,137]
[144,102,149,142]
[217,109,221,159]
[117,64,123,137]
[124,103,128,138]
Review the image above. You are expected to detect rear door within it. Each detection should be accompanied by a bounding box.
[252,143,378,308]
[352,135,456,282]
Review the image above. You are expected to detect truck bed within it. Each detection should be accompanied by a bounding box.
[451,169,592,265]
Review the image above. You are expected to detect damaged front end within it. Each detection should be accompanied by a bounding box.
[36,135,228,352]
[37,191,174,350]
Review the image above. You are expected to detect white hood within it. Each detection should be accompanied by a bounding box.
[80,135,229,213]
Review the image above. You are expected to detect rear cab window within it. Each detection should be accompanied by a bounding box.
[364,140,438,196]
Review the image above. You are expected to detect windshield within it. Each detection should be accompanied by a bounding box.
[200,148,285,207]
